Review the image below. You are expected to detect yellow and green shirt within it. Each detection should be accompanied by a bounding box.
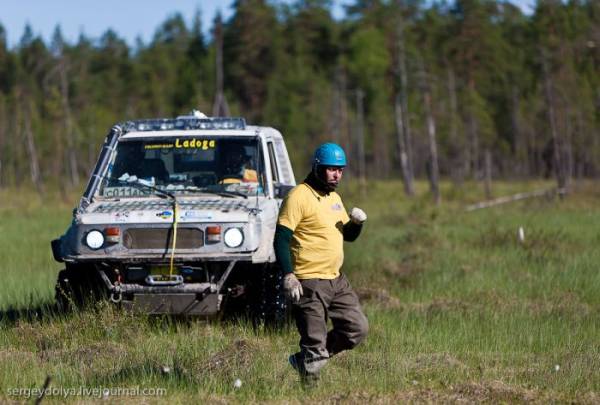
[277,183,350,280]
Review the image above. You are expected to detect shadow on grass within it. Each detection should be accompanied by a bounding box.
[0,301,211,327]
[0,302,62,324]
[0,294,295,349]
[0,296,117,325]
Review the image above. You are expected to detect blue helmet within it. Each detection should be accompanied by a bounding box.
[313,143,347,167]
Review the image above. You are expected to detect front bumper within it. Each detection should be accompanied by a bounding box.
[99,261,237,315]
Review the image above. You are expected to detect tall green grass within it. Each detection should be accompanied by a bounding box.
[1,181,599,403]
[0,190,75,310]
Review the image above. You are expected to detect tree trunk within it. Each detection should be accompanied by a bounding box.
[467,80,479,181]
[332,64,345,145]
[419,60,440,205]
[394,3,415,196]
[355,89,366,197]
[334,65,352,176]
[22,99,44,194]
[332,73,341,145]
[511,85,524,177]
[394,94,414,194]
[212,13,230,117]
[484,148,492,199]
[564,110,574,182]
[59,57,80,187]
[12,94,23,186]
[446,65,462,185]
[574,111,585,180]
[541,49,568,190]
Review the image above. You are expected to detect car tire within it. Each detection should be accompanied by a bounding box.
[249,263,291,329]
[55,266,106,311]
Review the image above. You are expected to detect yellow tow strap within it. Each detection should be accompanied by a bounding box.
[169,202,179,276]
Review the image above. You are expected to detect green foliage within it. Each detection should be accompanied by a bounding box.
[0,1,598,188]
[348,26,390,94]
[224,0,280,121]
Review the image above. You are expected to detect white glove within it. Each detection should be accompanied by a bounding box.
[283,273,303,302]
[350,207,367,224]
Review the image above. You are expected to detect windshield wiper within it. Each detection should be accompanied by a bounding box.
[108,174,248,199]
[112,175,175,200]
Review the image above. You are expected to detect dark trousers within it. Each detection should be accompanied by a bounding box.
[292,273,368,374]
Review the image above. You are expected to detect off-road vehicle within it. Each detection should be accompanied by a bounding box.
[51,111,296,322]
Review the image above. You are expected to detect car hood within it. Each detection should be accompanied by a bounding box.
[78,198,261,225]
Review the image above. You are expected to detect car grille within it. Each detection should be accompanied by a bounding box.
[123,228,204,250]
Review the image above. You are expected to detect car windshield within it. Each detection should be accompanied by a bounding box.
[98,136,265,198]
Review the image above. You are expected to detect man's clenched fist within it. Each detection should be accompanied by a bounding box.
[283,273,303,302]
[350,207,367,224]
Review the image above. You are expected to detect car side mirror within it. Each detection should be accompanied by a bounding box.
[274,184,293,199]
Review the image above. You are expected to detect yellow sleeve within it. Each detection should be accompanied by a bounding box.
[339,195,350,224]
[277,188,305,231]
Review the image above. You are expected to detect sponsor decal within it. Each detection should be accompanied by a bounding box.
[144,139,216,150]
[331,203,342,211]
[144,143,174,150]
[156,210,173,220]
[180,210,213,221]
[175,139,215,149]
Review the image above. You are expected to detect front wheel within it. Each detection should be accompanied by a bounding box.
[55,266,106,311]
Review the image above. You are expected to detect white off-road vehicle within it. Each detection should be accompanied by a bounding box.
[51,112,295,321]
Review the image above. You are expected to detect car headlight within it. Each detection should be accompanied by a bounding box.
[223,228,243,248]
[85,230,105,250]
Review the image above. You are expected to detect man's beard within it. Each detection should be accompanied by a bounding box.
[327,179,339,189]
[314,166,337,191]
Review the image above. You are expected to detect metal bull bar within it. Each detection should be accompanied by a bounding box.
[99,261,237,304]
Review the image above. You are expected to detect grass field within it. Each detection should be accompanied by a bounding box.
[1,180,599,403]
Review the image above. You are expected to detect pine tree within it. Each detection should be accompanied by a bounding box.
[224,0,280,121]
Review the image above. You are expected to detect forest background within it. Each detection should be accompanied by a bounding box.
[0,0,597,198]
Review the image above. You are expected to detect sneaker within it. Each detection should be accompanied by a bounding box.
[289,353,319,386]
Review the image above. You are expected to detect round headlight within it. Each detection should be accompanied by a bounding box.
[224,228,244,248]
[85,230,105,250]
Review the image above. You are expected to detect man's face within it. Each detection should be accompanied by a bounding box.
[324,166,344,188]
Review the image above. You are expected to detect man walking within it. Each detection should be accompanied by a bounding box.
[273,143,368,382]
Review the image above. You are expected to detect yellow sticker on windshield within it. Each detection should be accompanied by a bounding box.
[175,139,216,150]
[145,143,174,149]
